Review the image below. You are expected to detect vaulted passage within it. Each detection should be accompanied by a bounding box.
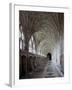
[19,11,64,79]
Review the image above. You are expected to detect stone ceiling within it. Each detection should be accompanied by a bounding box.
[19,11,64,55]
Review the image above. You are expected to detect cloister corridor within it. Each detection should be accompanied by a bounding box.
[19,10,64,79]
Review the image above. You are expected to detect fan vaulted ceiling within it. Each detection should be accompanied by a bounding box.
[19,11,64,55]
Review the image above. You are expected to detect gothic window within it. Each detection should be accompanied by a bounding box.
[29,36,36,54]
[19,25,25,50]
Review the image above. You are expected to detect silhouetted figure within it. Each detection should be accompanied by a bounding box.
[47,53,52,61]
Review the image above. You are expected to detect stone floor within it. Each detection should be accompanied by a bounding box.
[20,60,64,79]
[42,61,64,78]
